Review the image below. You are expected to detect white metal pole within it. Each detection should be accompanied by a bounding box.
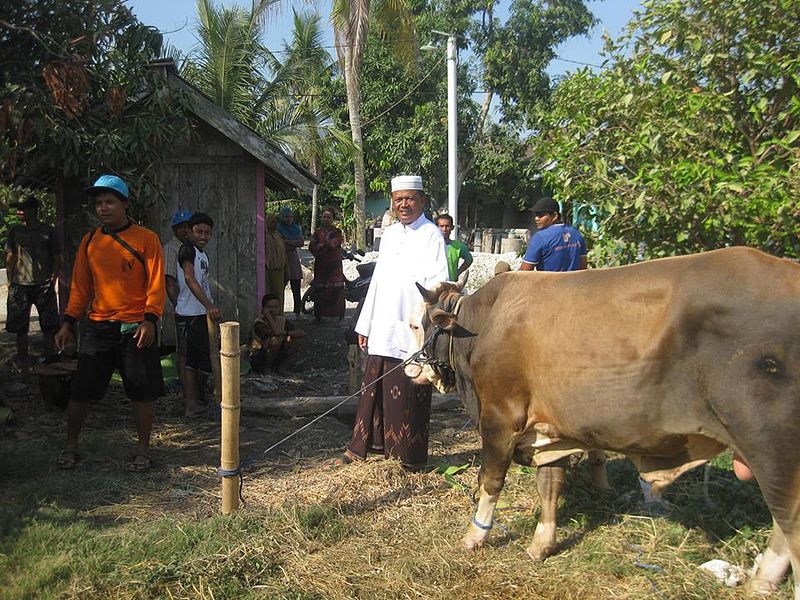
[447,33,458,238]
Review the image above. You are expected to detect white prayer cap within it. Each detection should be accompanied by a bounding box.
[391,175,424,192]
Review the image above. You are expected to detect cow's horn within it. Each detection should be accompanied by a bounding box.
[415,282,439,304]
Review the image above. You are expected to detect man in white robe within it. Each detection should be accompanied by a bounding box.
[339,175,448,469]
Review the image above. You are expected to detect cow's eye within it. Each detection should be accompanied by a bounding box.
[757,355,785,377]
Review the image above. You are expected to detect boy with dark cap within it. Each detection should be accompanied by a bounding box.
[5,195,62,367]
[175,212,220,417]
[54,175,165,471]
[162,208,192,394]
[520,197,587,272]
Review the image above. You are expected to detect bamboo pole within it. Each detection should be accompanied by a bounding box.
[207,314,222,409]
[219,321,241,514]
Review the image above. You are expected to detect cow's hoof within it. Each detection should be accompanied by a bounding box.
[462,533,485,551]
[526,542,556,562]
[748,578,779,595]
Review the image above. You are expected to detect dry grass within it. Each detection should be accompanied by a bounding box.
[0,338,792,599]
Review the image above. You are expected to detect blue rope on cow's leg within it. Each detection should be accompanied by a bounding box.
[471,516,493,531]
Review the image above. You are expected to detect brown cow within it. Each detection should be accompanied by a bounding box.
[406,247,800,597]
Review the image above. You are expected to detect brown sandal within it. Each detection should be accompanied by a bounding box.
[127,454,152,472]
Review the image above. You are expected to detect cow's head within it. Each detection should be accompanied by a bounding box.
[405,281,463,391]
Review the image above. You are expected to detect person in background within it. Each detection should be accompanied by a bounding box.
[436,213,473,286]
[175,212,219,418]
[54,175,164,471]
[519,197,587,272]
[162,208,192,394]
[277,205,304,319]
[333,175,449,471]
[5,195,61,368]
[264,214,287,311]
[249,293,305,375]
[373,206,395,251]
[308,206,345,321]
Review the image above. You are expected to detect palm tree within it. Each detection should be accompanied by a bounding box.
[330,0,416,247]
[183,0,280,127]
[263,10,354,233]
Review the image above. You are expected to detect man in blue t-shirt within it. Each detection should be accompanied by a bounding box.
[520,197,587,272]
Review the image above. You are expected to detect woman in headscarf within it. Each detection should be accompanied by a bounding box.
[277,205,304,319]
[265,214,287,311]
[308,207,346,321]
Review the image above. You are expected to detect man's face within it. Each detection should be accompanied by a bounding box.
[321,211,334,227]
[95,192,128,228]
[437,218,453,241]
[534,211,559,230]
[392,189,425,225]
[191,223,213,249]
[262,299,281,318]
[266,216,277,231]
[174,222,191,243]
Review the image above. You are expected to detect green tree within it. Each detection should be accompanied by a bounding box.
[1,0,192,207]
[331,0,416,247]
[182,0,279,128]
[474,0,596,127]
[264,10,354,234]
[323,0,592,223]
[532,0,800,264]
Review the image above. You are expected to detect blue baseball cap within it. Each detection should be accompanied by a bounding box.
[171,208,193,226]
[84,174,129,200]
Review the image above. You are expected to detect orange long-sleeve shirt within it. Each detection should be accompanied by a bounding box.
[64,223,165,324]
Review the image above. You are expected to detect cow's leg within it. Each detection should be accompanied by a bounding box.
[587,450,611,490]
[463,424,515,551]
[749,518,792,596]
[526,457,568,561]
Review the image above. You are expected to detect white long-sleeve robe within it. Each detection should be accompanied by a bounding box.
[355,213,449,360]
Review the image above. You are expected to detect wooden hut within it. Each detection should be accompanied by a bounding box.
[146,62,316,343]
[16,61,315,343]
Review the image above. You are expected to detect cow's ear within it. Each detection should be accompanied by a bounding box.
[430,308,457,331]
[415,282,439,304]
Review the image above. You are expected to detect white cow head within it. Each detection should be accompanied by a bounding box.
[404,281,463,391]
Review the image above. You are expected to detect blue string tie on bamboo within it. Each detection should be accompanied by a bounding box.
[217,466,241,478]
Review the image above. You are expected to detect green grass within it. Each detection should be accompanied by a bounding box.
[0,506,329,599]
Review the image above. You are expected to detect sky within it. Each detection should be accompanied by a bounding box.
[125,0,643,77]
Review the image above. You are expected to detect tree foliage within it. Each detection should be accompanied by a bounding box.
[183,0,274,125]
[330,0,417,247]
[1,0,193,204]
[476,0,596,126]
[326,0,592,221]
[532,0,800,263]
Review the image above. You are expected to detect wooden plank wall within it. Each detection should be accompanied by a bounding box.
[150,121,259,343]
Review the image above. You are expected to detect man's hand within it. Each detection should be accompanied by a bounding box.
[134,321,156,349]
[206,305,221,321]
[54,323,74,351]
[358,334,368,351]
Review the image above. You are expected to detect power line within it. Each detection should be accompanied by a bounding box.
[265,39,606,69]
[361,54,446,127]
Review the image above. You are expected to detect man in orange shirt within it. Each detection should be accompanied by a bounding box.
[54,175,165,471]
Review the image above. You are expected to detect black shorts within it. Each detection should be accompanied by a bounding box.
[6,282,60,334]
[175,315,212,373]
[71,320,164,403]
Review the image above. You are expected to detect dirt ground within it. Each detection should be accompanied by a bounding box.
[0,314,475,503]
